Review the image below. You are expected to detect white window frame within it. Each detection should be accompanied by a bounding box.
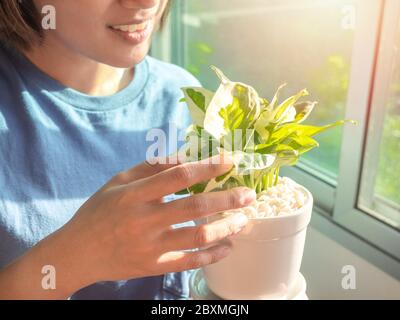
[334,0,400,262]
[358,0,400,229]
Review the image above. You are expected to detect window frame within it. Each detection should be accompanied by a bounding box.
[333,0,400,262]
[357,0,400,229]
[154,0,400,279]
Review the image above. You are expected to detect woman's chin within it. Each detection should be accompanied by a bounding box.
[97,40,152,68]
[82,22,157,68]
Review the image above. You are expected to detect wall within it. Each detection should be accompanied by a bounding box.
[301,227,400,299]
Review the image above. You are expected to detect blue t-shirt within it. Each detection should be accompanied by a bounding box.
[0,44,199,299]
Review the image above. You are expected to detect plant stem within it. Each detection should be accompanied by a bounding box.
[243,129,255,151]
[268,171,273,188]
[262,174,267,190]
[250,172,255,189]
[274,167,280,186]
[256,181,261,194]
[255,172,264,193]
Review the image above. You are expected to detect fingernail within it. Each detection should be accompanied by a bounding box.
[232,213,248,227]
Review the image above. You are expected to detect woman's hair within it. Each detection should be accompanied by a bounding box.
[0,0,172,51]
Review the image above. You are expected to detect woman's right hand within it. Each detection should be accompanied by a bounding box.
[58,156,256,290]
[0,156,255,299]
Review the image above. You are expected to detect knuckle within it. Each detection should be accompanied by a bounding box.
[216,219,237,238]
[184,196,207,214]
[227,189,243,208]
[173,164,194,184]
[113,171,129,184]
[111,172,125,183]
[187,252,212,269]
[115,187,138,207]
[208,162,222,176]
[194,226,214,247]
[208,251,221,265]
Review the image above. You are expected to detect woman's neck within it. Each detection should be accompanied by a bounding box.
[24,38,133,96]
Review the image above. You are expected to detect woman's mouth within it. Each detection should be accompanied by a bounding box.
[109,20,153,45]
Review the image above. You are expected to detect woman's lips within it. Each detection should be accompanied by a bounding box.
[109,20,153,45]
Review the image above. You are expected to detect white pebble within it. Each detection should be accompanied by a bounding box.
[221,177,307,219]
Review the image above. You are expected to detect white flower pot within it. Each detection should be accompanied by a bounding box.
[202,184,313,300]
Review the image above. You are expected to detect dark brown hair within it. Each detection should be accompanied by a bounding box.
[0,0,172,51]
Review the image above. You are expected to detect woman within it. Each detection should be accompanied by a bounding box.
[0,0,255,299]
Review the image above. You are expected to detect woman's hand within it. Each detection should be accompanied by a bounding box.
[0,156,255,299]
[66,156,255,283]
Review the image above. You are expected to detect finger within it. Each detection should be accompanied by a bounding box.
[154,187,256,226]
[160,212,248,252]
[124,155,233,202]
[131,157,182,181]
[158,244,232,273]
[104,156,181,188]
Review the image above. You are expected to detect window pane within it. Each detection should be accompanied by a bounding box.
[359,20,400,229]
[180,0,356,179]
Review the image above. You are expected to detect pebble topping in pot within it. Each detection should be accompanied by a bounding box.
[222,177,307,219]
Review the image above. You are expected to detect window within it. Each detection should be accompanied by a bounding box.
[359,13,400,229]
[153,0,400,278]
[180,0,356,181]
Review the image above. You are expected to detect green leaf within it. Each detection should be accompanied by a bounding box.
[274,149,300,167]
[280,134,319,154]
[257,134,319,154]
[221,149,276,175]
[273,89,309,123]
[223,177,242,189]
[175,188,190,195]
[180,127,220,163]
[189,182,208,194]
[254,111,273,142]
[253,84,292,141]
[218,97,245,131]
[181,87,214,127]
[260,98,270,109]
[270,83,287,109]
[203,66,261,140]
[178,65,357,194]
[186,88,206,112]
[293,101,317,123]
[269,120,355,145]
[180,181,208,195]
[203,167,235,193]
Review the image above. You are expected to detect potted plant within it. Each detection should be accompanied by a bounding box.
[176,66,355,300]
